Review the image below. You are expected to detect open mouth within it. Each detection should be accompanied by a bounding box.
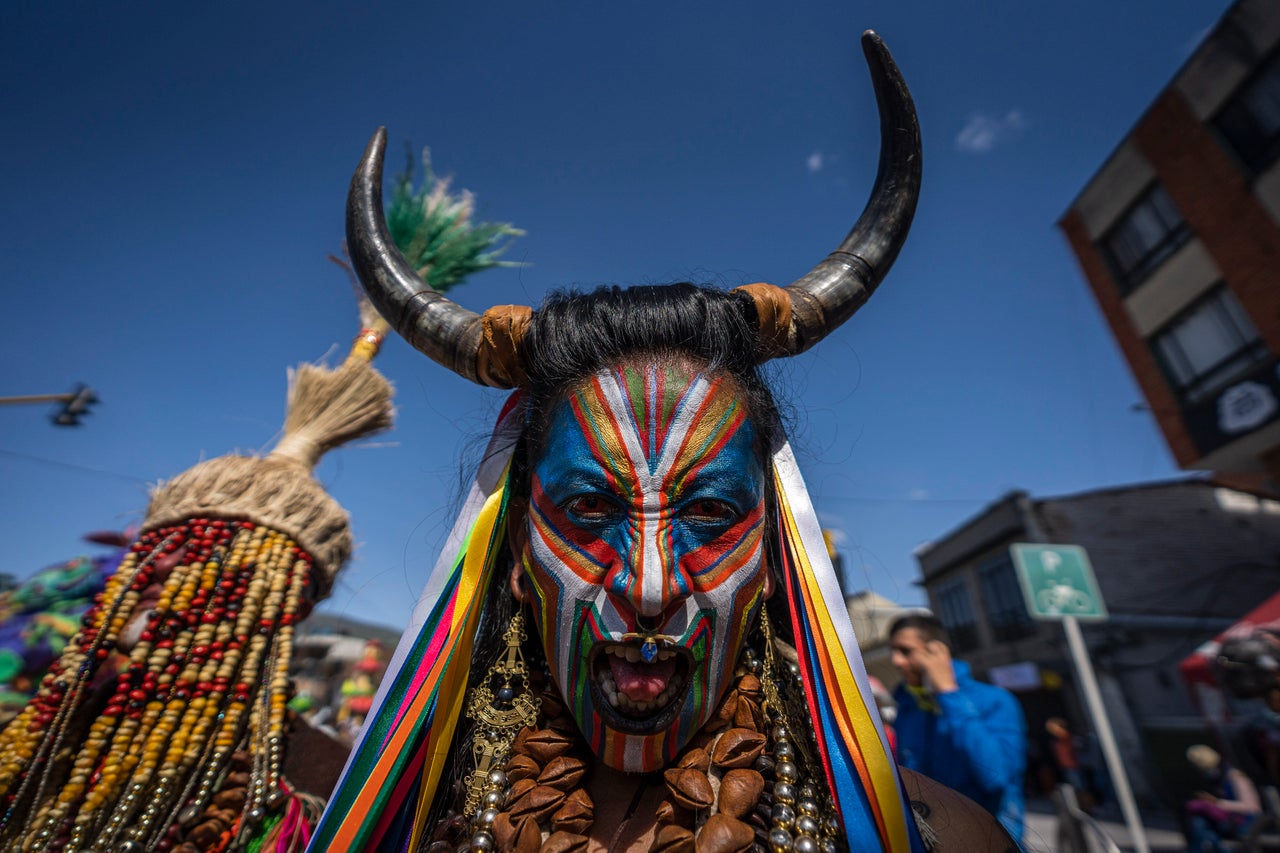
[589,641,692,733]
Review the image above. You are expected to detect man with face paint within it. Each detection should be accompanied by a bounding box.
[511,363,772,774]
[313,32,1020,853]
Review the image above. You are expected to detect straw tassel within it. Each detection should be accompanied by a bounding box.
[0,311,396,853]
[273,358,394,472]
[273,288,393,472]
[0,149,516,853]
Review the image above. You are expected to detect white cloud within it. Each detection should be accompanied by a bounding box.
[806,151,824,173]
[955,109,1028,154]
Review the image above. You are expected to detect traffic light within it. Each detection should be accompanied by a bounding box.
[52,384,98,427]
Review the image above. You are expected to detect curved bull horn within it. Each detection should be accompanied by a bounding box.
[347,128,511,385]
[781,30,922,355]
[350,30,919,380]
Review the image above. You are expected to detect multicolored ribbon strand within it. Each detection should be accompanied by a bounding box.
[309,396,523,853]
[772,440,925,852]
[310,406,922,851]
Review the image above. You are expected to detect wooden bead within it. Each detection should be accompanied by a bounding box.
[710,729,766,770]
[695,814,755,853]
[537,755,587,791]
[663,768,714,812]
[541,831,589,853]
[651,824,696,853]
[717,769,766,820]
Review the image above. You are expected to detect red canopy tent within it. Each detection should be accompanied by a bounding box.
[1180,591,1280,685]
[1179,590,1280,723]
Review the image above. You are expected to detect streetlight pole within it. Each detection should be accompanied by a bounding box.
[0,385,99,426]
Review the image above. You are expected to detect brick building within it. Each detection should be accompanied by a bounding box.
[1059,0,1280,479]
[915,480,1280,800]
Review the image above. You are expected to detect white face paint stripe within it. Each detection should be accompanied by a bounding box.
[523,364,771,773]
[595,370,712,617]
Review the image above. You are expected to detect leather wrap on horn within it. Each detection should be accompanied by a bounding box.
[347,128,496,385]
[782,30,921,356]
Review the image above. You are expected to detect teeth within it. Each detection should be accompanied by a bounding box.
[593,648,686,712]
[602,643,677,662]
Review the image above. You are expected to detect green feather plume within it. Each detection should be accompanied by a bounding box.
[385,147,524,293]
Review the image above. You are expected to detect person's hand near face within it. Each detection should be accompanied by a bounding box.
[916,639,958,693]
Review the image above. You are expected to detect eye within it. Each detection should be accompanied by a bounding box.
[564,494,623,522]
[680,499,739,525]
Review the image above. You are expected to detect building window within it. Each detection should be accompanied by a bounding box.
[1150,286,1270,405]
[1214,51,1280,176]
[1099,184,1191,293]
[934,577,979,653]
[979,554,1036,643]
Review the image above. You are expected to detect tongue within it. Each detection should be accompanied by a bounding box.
[608,655,676,703]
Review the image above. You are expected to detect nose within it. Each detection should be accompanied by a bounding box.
[605,520,692,623]
[634,613,663,633]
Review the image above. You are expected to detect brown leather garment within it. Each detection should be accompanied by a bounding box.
[282,716,354,798]
[900,768,1021,852]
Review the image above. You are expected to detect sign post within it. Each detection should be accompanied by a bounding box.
[1011,544,1149,853]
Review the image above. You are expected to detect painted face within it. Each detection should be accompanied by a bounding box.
[518,363,770,772]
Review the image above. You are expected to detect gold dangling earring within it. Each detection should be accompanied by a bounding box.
[462,610,541,851]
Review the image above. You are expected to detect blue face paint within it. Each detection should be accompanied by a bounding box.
[519,363,769,771]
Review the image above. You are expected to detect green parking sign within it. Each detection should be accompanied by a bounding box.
[1010,544,1107,621]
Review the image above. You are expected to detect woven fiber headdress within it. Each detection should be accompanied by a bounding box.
[0,309,393,853]
[0,133,536,853]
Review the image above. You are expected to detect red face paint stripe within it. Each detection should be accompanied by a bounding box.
[571,381,634,499]
[530,506,612,583]
[668,397,745,495]
[682,520,764,590]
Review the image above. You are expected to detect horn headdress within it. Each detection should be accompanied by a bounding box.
[313,29,929,853]
[348,30,921,386]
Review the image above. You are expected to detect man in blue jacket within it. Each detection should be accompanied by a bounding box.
[890,613,1027,844]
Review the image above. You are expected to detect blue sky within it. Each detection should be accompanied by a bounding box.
[1,1,1225,629]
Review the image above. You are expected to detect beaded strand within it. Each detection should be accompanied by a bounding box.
[3,530,181,847]
[430,615,847,853]
[0,519,316,853]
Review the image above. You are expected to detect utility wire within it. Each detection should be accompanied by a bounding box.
[810,493,989,505]
[0,448,145,485]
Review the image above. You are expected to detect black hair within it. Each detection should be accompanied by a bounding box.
[510,282,784,490]
[431,284,793,837]
[888,612,951,649]
[1216,632,1280,699]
